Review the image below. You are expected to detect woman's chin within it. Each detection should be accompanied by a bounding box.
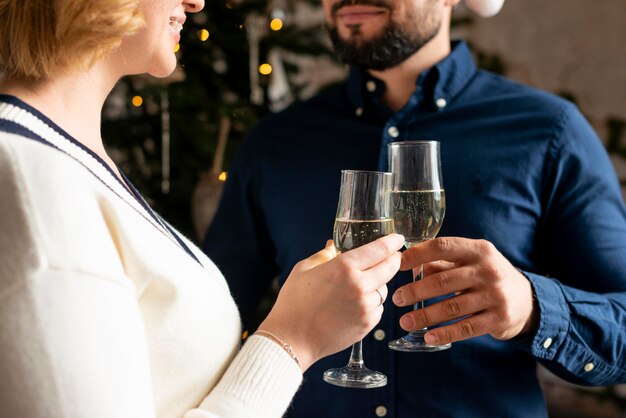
[147,60,178,79]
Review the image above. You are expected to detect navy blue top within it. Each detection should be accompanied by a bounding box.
[203,41,626,417]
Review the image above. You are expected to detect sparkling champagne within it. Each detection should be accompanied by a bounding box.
[392,190,445,246]
[333,218,395,252]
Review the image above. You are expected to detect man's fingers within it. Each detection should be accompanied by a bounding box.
[392,266,480,307]
[423,260,456,276]
[342,233,405,270]
[400,237,491,271]
[422,312,498,346]
[398,291,487,330]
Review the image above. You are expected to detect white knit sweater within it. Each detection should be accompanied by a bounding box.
[0,95,302,418]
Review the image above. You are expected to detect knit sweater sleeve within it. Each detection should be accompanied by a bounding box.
[185,336,303,418]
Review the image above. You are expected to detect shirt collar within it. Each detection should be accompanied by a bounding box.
[346,40,477,115]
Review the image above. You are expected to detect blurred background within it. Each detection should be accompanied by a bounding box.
[101,0,626,416]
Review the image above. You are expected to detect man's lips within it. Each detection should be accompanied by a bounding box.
[335,5,387,24]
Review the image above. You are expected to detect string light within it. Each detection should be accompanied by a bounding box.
[198,29,210,41]
[174,43,180,53]
[270,18,283,31]
[131,96,143,107]
[259,63,272,75]
[218,172,228,181]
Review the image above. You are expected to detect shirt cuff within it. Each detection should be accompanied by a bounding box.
[512,271,626,385]
[510,271,570,360]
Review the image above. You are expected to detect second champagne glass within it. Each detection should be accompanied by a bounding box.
[323,170,393,388]
[387,140,450,352]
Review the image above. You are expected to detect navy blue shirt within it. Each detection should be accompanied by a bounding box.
[203,41,626,417]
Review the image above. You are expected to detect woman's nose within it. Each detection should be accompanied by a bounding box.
[183,0,205,13]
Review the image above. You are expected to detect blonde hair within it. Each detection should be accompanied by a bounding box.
[0,0,145,79]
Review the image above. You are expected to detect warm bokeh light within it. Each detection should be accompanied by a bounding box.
[242,330,249,340]
[270,18,284,31]
[174,43,180,53]
[198,29,210,41]
[259,63,272,75]
[218,171,228,181]
[131,96,143,107]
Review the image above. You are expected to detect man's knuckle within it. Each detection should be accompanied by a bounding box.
[476,239,496,255]
[434,237,451,252]
[482,262,501,279]
[444,299,462,317]
[417,307,431,325]
[460,320,475,338]
[434,272,450,290]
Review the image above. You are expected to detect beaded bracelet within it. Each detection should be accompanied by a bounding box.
[255,330,301,368]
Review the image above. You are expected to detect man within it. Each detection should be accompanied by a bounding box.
[203,0,626,416]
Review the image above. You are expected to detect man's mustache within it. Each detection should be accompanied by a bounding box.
[331,0,393,16]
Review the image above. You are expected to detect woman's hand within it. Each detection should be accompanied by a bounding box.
[258,233,404,372]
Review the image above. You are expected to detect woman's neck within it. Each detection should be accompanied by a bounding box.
[0,63,121,176]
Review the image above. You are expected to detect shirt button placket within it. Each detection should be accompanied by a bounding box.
[387,126,400,138]
[373,329,386,341]
[375,405,388,417]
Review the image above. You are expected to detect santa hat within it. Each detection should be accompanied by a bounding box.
[463,0,505,17]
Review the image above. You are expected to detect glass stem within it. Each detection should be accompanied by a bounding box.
[412,265,428,333]
[347,340,365,368]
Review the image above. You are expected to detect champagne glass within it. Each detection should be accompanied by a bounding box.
[323,170,394,388]
[387,141,450,352]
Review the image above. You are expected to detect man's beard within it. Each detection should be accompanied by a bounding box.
[328,18,441,71]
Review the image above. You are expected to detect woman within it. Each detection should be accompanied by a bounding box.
[0,0,403,417]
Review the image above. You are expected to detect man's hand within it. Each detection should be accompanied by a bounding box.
[393,237,539,346]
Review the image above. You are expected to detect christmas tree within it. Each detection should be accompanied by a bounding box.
[103,0,336,240]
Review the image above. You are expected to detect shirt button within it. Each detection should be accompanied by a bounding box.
[436,97,447,109]
[366,80,377,92]
[355,107,364,117]
[375,405,388,417]
[373,329,386,341]
[542,338,553,349]
[387,126,400,138]
[584,362,595,372]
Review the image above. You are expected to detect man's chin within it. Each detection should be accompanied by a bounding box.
[337,26,385,43]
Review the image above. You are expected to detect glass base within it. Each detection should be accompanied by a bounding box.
[388,329,452,352]
[323,365,387,389]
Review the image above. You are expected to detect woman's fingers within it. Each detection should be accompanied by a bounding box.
[292,240,337,272]
[341,233,404,270]
[362,250,402,289]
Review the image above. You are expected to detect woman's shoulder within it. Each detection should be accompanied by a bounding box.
[0,133,126,282]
